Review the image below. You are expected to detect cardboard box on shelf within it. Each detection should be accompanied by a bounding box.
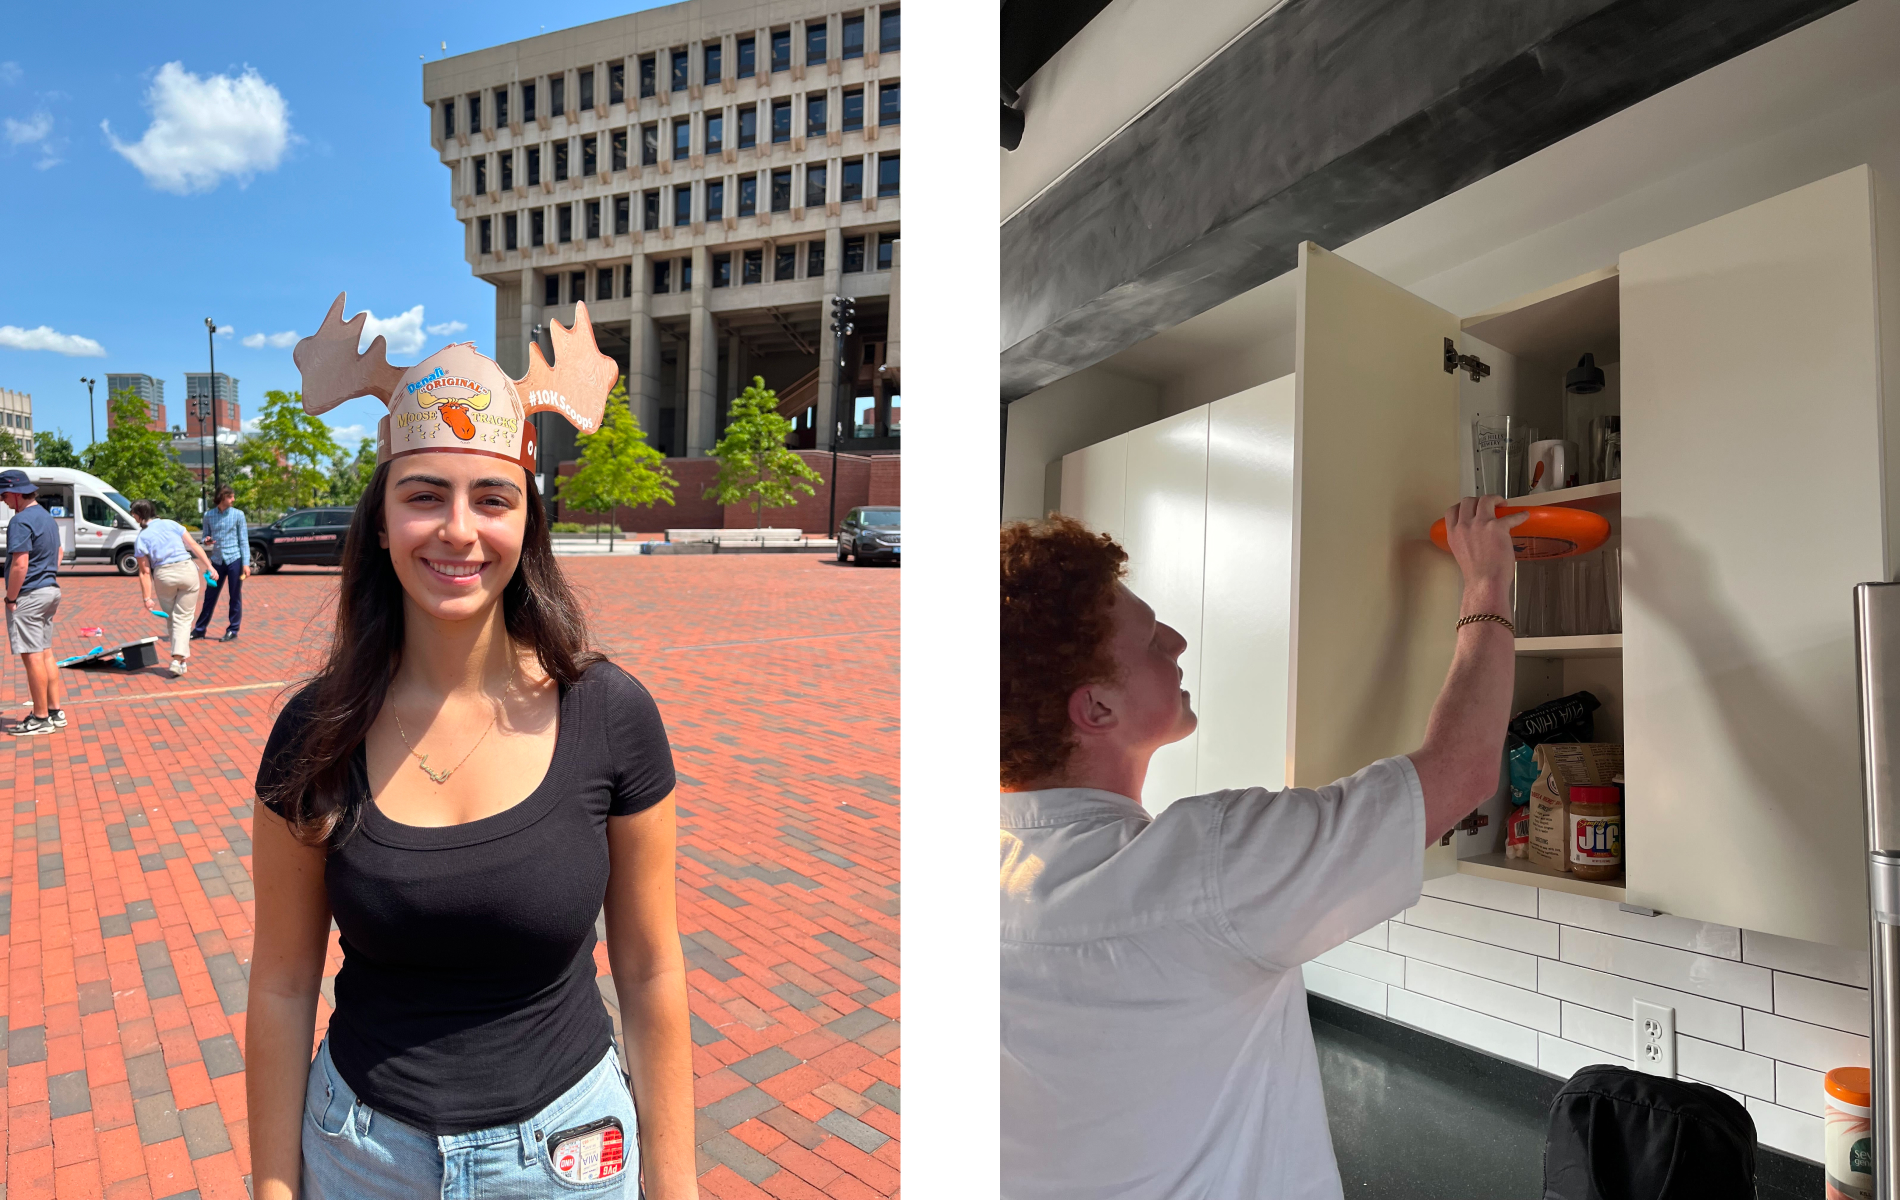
[1527,743,1625,873]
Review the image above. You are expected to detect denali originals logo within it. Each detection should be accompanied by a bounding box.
[404,367,446,395]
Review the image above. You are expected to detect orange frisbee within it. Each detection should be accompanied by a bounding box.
[1430,505,1610,560]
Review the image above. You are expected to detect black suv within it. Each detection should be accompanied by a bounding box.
[837,506,900,565]
[250,507,355,572]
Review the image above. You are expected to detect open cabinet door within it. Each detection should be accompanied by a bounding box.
[1291,243,1464,879]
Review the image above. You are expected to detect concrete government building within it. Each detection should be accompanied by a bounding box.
[422,0,901,522]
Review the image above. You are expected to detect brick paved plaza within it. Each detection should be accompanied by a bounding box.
[2,553,900,1200]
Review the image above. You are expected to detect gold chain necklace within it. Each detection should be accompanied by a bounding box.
[391,655,518,785]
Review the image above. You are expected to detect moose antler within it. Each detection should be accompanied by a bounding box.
[293,293,408,415]
[515,302,615,435]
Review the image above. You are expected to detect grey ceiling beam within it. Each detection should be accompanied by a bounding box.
[999,0,1855,401]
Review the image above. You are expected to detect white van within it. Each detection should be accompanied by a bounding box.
[0,467,143,575]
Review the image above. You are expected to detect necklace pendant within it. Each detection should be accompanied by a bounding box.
[416,755,452,785]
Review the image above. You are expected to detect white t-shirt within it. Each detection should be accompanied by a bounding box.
[1000,755,1426,1200]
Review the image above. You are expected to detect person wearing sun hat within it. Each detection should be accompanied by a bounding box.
[0,469,65,735]
[246,295,694,1200]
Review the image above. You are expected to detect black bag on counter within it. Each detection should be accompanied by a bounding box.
[1542,1064,1756,1199]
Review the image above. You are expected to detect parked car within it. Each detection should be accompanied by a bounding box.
[250,506,356,572]
[0,467,143,574]
[837,506,900,565]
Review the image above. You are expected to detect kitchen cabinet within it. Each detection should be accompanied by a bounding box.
[1057,163,1900,947]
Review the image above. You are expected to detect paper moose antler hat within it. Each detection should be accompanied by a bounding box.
[292,293,616,471]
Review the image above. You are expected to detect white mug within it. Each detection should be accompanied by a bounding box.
[1528,439,1578,493]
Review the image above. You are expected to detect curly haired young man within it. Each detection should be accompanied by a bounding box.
[1000,499,1524,1199]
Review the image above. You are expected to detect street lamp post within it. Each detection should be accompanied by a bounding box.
[203,318,221,508]
[79,377,95,448]
[826,295,855,537]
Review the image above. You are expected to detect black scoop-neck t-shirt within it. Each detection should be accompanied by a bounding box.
[257,660,675,1135]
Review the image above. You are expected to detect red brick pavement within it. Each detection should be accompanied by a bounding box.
[1,555,899,1199]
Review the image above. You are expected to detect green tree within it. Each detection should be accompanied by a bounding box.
[0,429,27,468]
[705,377,822,529]
[326,437,378,506]
[556,377,676,549]
[234,389,341,513]
[33,430,81,468]
[85,390,194,516]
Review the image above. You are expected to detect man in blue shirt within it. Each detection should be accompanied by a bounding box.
[194,485,250,642]
[1,470,64,735]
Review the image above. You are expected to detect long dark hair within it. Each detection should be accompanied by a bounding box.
[263,459,602,847]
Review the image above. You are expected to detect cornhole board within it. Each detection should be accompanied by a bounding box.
[59,637,160,670]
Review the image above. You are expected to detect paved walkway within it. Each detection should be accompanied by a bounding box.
[2,555,900,1200]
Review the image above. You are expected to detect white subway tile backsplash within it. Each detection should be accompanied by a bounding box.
[1403,895,1559,958]
[1742,1009,1871,1074]
[1388,921,1538,991]
[1537,1033,1628,1081]
[1404,959,1560,1035]
[1535,890,1741,959]
[1676,1034,1775,1100]
[1742,929,1871,988]
[1772,971,1871,1036]
[1559,927,1773,1010]
[1745,1096,1822,1164]
[1774,1061,1827,1117]
[1422,871,1538,916]
[1313,940,1405,986]
[1349,921,1389,951]
[1388,987,1539,1067]
[1536,959,1743,1048]
[1304,961,1386,1015]
[1561,1001,1631,1058]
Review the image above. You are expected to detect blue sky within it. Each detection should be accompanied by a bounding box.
[1,0,668,453]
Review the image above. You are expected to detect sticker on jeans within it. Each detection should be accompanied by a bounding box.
[549,1116,625,1183]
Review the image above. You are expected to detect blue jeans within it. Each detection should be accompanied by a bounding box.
[302,1036,641,1198]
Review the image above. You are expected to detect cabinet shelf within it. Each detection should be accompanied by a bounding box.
[1515,634,1621,658]
[1508,479,1621,510]
[1457,852,1626,901]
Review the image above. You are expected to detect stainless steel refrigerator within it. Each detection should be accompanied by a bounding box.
[1852,583,1900,1196]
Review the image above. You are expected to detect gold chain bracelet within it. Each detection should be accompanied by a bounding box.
[1457,613,1515,635]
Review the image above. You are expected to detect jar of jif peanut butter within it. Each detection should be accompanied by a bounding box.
[1567,784,1622,881]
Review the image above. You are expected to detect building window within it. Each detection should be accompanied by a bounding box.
[675,186,693,226]
[609,61,625,105]
[597,267,614,300]
[554,141,569,181]
[841,157,863,202]
[742,247,763,284]
[642,123,658,166]
[442,100,455,138]
[807,94,827,138]
[670,49,689,91]
[531,208,545,246]
[504,212,519,250]
[880,7,900,52]
[582,135,598,176]
[681,258,693,288]
[611,129,627,172]
[842,14,865,58]
[877,153,899,196]
[770,28,791,72]
[558,204,573,243]
[806,162,828,207]
[705,43,723,86]
[644,189,660,229]
[550,75,566,117]
[771,167,792,212]
[500,150,514,190]
[807,19,828,65]
[569,270,586,302]
[771,99,791,144]
[706,113,724,155]
[622,264,635,296]
[468,94,481,134]
[495,87,510,126]
[639,55,656,98]
[807,239,825,275]
[527,145,542,186]
[614,194,630,235]
[843,235,865,273]
[673,118,690,160]
[473,157,487,195]
[738,107,757,149]
[842,87,864,132]
[653,260,671,293]
[879,82,900,126]
[706,179,725,222]
[523,82,537,122]
[737,35,756,78]
[579,68,595,111]
[738,174,758,217]
[586,198,601,239]
[544,274,559,305]
[712,252,732,288]
[877,231,897,270]
[775,244,797,281]
[479,216,492,254]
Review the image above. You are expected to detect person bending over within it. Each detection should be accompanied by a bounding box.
[999,498,1523,1199]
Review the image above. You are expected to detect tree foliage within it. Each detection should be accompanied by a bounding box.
[85,390,195,518]
[233,390,342,514]
[326,437,378,507]
[0,429,27,469]
[705,377,822,528]
[557,377,676,542]
[33,430,81,469]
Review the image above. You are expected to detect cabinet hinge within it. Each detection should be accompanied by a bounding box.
[1444,338,1491,382]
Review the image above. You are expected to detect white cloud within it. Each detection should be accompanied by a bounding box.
[240,333,264,348]
[0,325,106,357]
[326,423,370,445]
[241,330,298,349]
[425,319,467,337]
[104,62,291,194]
[216,324,233,337]
[357,305,426,356]
[5,110,49,145]
[0,64,21,86]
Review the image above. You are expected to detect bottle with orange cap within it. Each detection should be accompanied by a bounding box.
[1825,1066,1873,1200]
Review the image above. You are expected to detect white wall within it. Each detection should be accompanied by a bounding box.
[1002,364,1160,523]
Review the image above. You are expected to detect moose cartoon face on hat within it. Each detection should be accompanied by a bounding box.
[293,293,616,471]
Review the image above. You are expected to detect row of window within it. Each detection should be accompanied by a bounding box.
[465,83,898,194]
[442,9,899,138]
[525,231,898,308]
[476,157,899,253]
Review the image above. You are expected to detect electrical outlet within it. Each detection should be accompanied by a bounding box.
[1633,1000,1676,1078]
